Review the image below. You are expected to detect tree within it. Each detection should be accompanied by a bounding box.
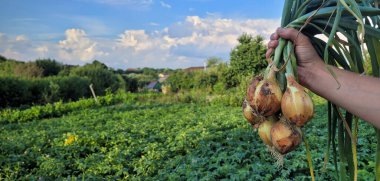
[0,55,6,62]
[229,34,267,76]
[35,59,62,76]
[122,75,138,92]
[0,59,22,76]
[13,62,43,78]
[58,65,76,76]
[70,61,122,95]
[141,67,158,79]
[206,57,223,67]
[92,60,108,69]
[115,69,125,74]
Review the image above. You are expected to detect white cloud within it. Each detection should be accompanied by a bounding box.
[117,30,154,51]
[160,1,171,8]
[0,33,37,60]
[15,35,28,41]
[35,46,49,56]
[110,16,279,68]
[163,16,280,59]
[0,16,280,68]
[58,29,107,63]
[2,49,23,60]
[0,33,6,42]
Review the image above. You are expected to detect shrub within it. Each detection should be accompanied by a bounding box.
[70,62,123,95]
[0,76,90,108]
[13,62,44,78]
[35,59,63,76]
[0,77,31,107]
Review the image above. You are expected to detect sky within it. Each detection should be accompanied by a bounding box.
[0,0,284,69]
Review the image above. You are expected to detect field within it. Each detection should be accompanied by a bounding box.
[0,93,377,180]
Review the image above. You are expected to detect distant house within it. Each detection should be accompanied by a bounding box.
[126,68,137,72]
[158,73,169,78]
[146,81,161,92]
[183,66,206,72]
[158,73,169,83]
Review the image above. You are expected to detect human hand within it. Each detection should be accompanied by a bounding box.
[266,28,324,85]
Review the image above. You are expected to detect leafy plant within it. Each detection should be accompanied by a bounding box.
[0,93,377,180]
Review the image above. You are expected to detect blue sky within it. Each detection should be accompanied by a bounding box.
[0,0,284,68]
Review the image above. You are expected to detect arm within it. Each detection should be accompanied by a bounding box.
[267,28,380,128]
[301,59,380,128]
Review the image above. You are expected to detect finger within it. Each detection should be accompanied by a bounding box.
[267,40,279,49]
[276,27,308,45]
[270,33,279,40]
[266,48,273,60]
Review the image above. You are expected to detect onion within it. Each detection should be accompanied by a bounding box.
[270,119,302,154]
[281,75,314,127]
[246,75,263,104]
[247,70,282,116]
[258,116,276,146]
[242,99,259,126]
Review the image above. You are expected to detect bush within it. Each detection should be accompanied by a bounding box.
[35,59,63,76]
[52,76,90,101]
[193,71,218,89]
[70,61,123,95]
[121,75,138,93]
[13,62,44,78]
[0,76,91,108]
[213,82,225,94]
[0,77,32,107]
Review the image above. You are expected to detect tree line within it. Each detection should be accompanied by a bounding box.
[0,56,172,108]
[165,34,268,93]
[0,33,268,108]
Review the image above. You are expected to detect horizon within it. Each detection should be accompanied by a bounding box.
[0,0,283,69]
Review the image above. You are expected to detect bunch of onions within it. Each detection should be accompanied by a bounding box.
[242,41,315,160]
[243,59,312,155]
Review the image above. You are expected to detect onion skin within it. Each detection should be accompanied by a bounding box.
[270,120,302,154]
[242,99,259,126]
[281,75,314,127]
[247,71,282,116]
[246,76,263,104]
[258,116,276,146]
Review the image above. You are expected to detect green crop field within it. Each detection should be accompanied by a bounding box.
[0,94,377,180]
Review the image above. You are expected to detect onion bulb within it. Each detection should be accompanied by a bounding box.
[281,75,314,127]
[246,75,263,104]
[258,116,276,146]
[242,99,259,126]
[270,119,302,154]
[247,70,282,116]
